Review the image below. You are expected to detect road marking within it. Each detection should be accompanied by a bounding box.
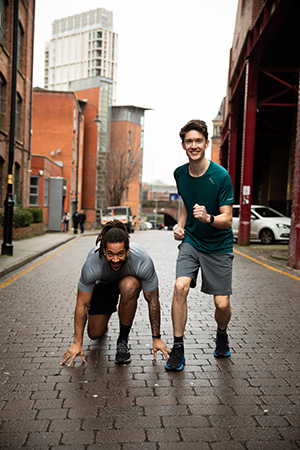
[0,240,77,289]
[233,248,300,281]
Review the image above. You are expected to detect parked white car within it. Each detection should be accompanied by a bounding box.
[232,205,291,244]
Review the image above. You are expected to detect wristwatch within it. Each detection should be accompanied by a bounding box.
[209,214,214,224]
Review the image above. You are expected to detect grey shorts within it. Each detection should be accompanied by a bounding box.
[176,242,233,295]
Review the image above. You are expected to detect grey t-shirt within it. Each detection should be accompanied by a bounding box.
[78,241,158,293]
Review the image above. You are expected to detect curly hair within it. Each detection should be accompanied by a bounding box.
[95,219,130,256]
[179,119,208,142]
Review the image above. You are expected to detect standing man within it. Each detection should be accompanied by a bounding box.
[72,210,80,234]
[165,119,234,371]
[79,210,86,234]
[61,220,169,366]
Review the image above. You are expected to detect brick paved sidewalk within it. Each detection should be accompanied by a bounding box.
[0,231,299,449]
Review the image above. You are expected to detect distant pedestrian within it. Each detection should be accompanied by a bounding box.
[62,211,71,232]
[165,119,234,372]
[72,210,80,234]
[79,210,86,234]
[61,219,170,367]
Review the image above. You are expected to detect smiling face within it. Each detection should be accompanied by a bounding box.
[182,129,209,162]
[103,242,129,271]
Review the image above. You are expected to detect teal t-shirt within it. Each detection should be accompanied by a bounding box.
[174,161,234,253]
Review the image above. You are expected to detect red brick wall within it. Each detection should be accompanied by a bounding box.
[0,0,35,208]
[32,90,83,219]
[76,88,100,228]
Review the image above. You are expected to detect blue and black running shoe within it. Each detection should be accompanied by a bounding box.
[214,331,231,358]
[165,345,185,371]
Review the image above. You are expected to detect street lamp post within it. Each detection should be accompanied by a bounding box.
[154,199,158,230]
[1,0,19,256]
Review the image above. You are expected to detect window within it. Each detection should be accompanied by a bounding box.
[30,176,39,206]
[14,163,20,205]
[127,131,131,147]
[17,22,24,71]
[72,136,75,163]
[0,0,7,46]
[44,177,49,206]
[0,73,6,130]
[15,93,22,140]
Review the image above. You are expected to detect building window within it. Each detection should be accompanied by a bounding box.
[30,176,39,206]
[0,73,6,130]
[0,0,7,46]
[15,93,22,140]
[44,177,49,206]
[17,22,24,71]
[72,136,75,163]
[128,111,131,122]
[0,0,6,47]
[127,131,131,147]
[71,167,74,194]
[0,157,3,206]
[14,162,20,205]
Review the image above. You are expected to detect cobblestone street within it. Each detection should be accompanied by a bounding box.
[0,230,299,449]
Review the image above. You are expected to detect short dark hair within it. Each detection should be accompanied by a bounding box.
[95,220,130,256]
[179,119,208,142]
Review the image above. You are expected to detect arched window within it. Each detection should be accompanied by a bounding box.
[16,93,22,140]
[17,21,24,71]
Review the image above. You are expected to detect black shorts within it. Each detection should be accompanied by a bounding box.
[88,281,120,316]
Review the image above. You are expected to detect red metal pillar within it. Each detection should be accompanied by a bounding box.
[238,58,259,246]
[227,102,238,195]
[287,71,300,269]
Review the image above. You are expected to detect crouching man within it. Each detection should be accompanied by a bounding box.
[61,219,170,366]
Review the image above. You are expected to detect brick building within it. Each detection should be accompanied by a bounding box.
[220,0,300,268]
[31,88,84,229]
[211,99,224,164]
[110,106,149,222]
[0,0,35,208]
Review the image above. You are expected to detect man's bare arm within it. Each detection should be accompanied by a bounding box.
[143,289,170,360]
[193,204,233,229]
[61,290,92,366]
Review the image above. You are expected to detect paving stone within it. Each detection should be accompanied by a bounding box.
[0,232,299,448]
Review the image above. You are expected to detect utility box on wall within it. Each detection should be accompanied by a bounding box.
[48,178,67,231]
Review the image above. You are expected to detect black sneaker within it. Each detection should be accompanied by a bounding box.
[115,339,131,364]
[214,331,231,358]
[165,345,185,371]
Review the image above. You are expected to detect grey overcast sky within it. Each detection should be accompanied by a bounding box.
[33,0,239,185]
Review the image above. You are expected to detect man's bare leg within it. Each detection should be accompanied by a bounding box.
[165,276,191,371]
[87,313,111,340]
[214,295,231,358]
[115,276,141,364]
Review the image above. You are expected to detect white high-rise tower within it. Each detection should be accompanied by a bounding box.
[44,8,118,102]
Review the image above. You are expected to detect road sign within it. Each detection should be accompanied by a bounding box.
[169,193,180,201]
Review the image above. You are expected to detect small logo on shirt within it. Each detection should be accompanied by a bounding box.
[209,177,215,185]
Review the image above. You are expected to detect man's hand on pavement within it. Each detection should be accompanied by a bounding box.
[152,338,170,361]
[60,343,86,367]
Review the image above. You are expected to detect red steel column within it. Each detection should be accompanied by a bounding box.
[227,101,238,196]
[238,58,259,246]
[287,71,300,268]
